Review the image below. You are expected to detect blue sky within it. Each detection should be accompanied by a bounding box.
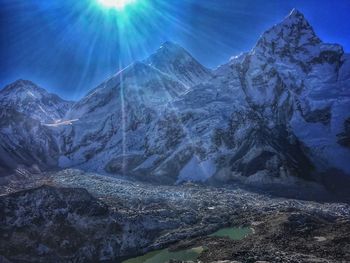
[1,0,349,100]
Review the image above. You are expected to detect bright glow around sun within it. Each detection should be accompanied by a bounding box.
[98,0,136,10]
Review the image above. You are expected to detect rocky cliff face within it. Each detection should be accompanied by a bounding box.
[0,80,72,123]
[0,185,122,262]
[244,9,350,175]
[0,81,72,176]
[0,10,349,186]
[0,108,59,175]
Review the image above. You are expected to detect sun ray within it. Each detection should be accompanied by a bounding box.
[97,0,136,10]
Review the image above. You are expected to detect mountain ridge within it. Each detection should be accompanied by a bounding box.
[0,79,73,123]
[0,10,349,192]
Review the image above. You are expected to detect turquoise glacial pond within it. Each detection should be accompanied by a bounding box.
[122,246,205,263]
[123,227,252,263]
[209,226,253,240]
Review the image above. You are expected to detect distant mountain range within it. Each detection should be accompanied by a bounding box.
[1,9,349,189]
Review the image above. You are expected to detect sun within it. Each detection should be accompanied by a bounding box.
[97,0,137,10]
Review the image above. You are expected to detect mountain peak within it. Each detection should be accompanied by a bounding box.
[144,41,211,87]
[288,8,304,19]
[11,79,36,86]
[155,41,190,59]
[253,9,321,56]
[158,41,184,53]
[3,79,40,90]
[1,79,48,97]
[281,8,312,29]
[149,41,189,63]
[0,79,72,123]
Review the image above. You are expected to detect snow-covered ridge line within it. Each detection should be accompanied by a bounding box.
[0,9,349,189]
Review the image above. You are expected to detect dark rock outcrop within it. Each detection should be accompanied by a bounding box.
[0,185,122,262]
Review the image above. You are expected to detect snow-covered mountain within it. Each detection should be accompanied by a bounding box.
[0,79,72,123]
[0,80,72,175]
[243,9,350,175]
[0,9,349,187]
[144,41,212,87]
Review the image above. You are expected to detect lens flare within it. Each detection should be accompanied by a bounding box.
[98,0,136,10]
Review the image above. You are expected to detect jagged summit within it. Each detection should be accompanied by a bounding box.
[159,41,184,52]
[1,79,47,94]
[0,79,72,123]
[87,41,210,98]
[7,79,35,86]
[144,41,212,87]
[287,8,305,19]
[253,8,321,57]
[145,41,192,67]
[281,8,317,35]
[1,79,73,104]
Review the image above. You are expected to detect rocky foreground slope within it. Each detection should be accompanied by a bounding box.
[0,170,349,262]
[0,9,349,189]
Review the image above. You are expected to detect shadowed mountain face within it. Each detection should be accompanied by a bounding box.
[144,41,212,87]
[0,80,72,123]
[0,10,349,188]
[0,80,72,176]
